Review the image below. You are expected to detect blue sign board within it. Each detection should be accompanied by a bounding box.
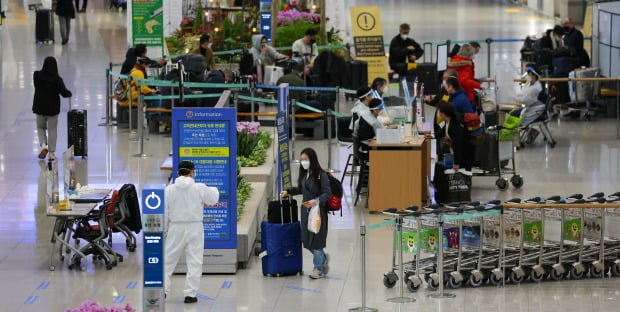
[260,0,272,41]
[172,108,237,250]
[143,233,164,288]
[142,189,165,291]
[143,189,164,215]
[276,85,292,194]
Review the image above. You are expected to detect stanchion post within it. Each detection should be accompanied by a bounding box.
[128,77,138,139]
[250,83,256,122]
[429,217,455,299]
[133,89,152,158]
[326,109,339,173]
[100,69,112,126]
[387,215,415,303]
[349,222,377,312]
[290,98,299,163]
[486,38,493,79]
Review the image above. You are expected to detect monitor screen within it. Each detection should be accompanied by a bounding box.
[437,44,448,71]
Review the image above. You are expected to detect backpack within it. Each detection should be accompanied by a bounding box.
[324,171,343,214]
[114,78,130,100]
[463,112,484,145]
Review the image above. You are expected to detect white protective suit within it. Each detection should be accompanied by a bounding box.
[164,175,219,298]
[349,100,370,131]
[515,79,543,107]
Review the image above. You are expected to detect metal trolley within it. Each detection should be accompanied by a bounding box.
[380,192,620,293]
[472,126,524,190]
[382,202,504,292]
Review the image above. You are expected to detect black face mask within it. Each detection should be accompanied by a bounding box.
[563,26,570,33]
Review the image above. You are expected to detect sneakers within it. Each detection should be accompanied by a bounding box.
[38,146,48,159]
[184,296,197,304]
[323,253,330,275]
[48,152,56,161]
[309,268,324,279]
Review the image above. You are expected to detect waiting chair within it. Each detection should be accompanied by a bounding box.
[70,191,123,270]
[519,92,557,148]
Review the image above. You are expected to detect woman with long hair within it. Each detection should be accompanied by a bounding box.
[280,147,332,279]
[32,56,72,161]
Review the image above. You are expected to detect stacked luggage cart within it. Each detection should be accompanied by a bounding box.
[381,192,620,293]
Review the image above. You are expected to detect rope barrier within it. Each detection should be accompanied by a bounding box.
[183,81,249,89]
[330,110,348,118]
[109,71,129,79]
[236,95,278,104]
[183,93,223,99]
[366,218,397,231]
[294,101,324,114]
[143,95,180,101]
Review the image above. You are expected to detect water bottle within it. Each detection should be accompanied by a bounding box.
[399,122,405,142]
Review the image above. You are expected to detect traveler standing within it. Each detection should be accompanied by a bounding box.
[388,23,424,77]
[55,0,75,45]
[164,161,219,303]
[32,57,72,161]
[280,148,332,279]
[75,0,87,12]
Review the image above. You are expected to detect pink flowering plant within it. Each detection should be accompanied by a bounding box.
[277,9,320,26]
[66,300,136,312]
[236,122,272,167]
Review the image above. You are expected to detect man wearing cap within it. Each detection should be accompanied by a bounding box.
[164,160,219,303]
[515,67,543,107]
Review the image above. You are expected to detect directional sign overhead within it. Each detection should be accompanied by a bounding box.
[143,189,164,214]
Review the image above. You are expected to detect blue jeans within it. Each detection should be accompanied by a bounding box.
[310,249,326,272]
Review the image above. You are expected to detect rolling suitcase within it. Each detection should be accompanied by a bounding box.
[35,8,54,43]
[260,197,303,277]
[68,104,88,157]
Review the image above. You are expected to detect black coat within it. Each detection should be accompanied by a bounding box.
[288,171,331,250]
[388,35,424,65]
[32,71,72,116]
[55,0,75,18]
[435,114,473,168]
[563,28,590,67]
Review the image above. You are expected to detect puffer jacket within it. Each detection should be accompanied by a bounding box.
[447,55,481,102]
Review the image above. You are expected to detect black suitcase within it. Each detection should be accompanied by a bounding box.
[35,8,54,43]
[68,109,88,157]
[347,60,368,90]
[414,63,439,95]
[267,197,298,224]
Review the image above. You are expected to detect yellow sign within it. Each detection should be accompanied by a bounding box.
[350,6,388,85]
[179,147,230,157]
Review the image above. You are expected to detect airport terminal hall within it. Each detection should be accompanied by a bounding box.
[1,0,620,311]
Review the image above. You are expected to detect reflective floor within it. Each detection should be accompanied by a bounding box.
[1,0,619,311]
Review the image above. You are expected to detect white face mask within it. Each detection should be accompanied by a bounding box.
[400,34,408,41]
[208,43,212,48]
[382,86,389,94]
[301,160,310,170]
[525,75,532,83]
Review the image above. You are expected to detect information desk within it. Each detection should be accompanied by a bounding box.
[369,136,431,212]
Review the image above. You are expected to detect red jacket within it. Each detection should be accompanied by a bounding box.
[447,55,481,102]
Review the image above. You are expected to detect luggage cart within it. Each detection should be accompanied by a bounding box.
[472,126,523,190]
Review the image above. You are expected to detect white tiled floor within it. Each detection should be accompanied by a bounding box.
[1,0,620,311]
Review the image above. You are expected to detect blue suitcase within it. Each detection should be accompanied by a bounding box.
[260,221,303,276]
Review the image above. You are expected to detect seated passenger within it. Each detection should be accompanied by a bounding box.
[355,99,385,153]
[444,76,474,114]
[435,101,473,170]
[515,67,543,107]
[120,44,167,75]
[118,57,156,108]
[250,34,288,66]
[350,87,373,131]
[191,34,216,71]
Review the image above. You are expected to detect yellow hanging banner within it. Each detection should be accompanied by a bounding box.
[350,6,388,85]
